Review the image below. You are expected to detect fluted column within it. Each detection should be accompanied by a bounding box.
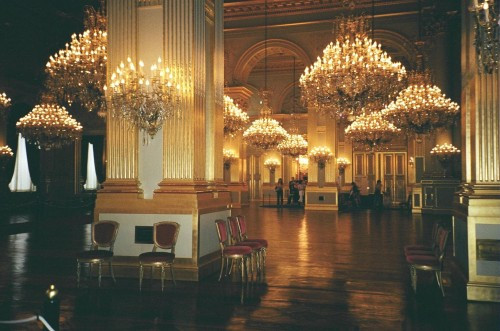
[100,0,140,194]
[453,0,500,302]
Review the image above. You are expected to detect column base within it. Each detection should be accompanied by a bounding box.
[305,184,338,211]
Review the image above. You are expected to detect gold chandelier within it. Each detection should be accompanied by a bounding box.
[336,157,351,170]
[243,91,288,151]
[431,143,460,177]
[0,92,11,111]
[16,104,83,150]
[300,14,406,120]
[345,112,400,149]
[309,146,333,168]
[224,95,249,136]
[469,0,499,73]
[277,133,308,157]
[108,57,182,140]
[382,71,460,134]
[45,5,107,116]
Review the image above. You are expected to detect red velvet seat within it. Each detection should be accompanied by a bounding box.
[406,228,450,296]
[228,216,265,276]
[215,219,252,282]
[77,220,120,288]
[139,221,180,291]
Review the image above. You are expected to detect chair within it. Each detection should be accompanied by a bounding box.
[406,228,450,296]
[404,222,440,256]
[77,220,120,288]
[227,216,264,275]
[236,215,268,269]
[139,221,180,292]
[215,219,252,282]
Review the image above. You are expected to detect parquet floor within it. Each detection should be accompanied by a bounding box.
[1,202,499,330]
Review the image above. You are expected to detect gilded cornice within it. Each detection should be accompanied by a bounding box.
[224,0,417,21]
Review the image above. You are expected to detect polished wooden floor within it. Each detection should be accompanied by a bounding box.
[1,201,499,330]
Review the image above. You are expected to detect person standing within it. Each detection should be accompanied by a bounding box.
[275,178,284,207]
[287,177,295,205]
[349,182,361,209]
[298,180,306,206]
[374,179,383,210]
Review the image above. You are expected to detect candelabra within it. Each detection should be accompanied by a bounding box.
[264,158,280,173]
[223,149,238,169]
[309,146,333,169]
[16,104,83,150]
[224,95,249,136]
[430,143,461,177]
[469,0,500,73]
[108,57,182,140]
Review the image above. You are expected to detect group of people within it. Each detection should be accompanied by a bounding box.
[275,177,306,207]
[348,179,384,210]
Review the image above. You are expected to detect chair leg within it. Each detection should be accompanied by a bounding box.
[240,258,245,283]
[435,270,445,297]
[98,262,102,288]
[77,261,81,288]
[170,264,176,286]
[139,264,144,291]
[161,265,165,292]
[218,257,225,282]
[109,261,116,284]
[409,265,417,293]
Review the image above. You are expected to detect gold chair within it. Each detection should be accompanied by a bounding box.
[227,216,264,275]
[77,220,120,288]
[215,219,252,282]
[139,221,180,292]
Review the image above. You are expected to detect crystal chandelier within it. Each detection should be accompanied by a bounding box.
[264,158,280,172]
[0,92,11,117]
[309,146,333,168]
[108,57,181,140]
[45,4,107,116]
[224,95,249,136]
[300,13,406,120]
[243,94,288,151]
[16,104,83,150]
[382,70,460,135]
[277,132,308,157]
[345,112,400,150]
[469,0,499,73]
[243,0,288,151]
[223,148,238,169]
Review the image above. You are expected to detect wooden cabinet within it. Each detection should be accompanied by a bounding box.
[421,178,460,214]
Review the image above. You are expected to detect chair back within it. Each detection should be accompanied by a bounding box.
[235,215,248,240]
[215,219,229,249]
[437,228,451,263]
[92,221,120,251]
[153,221,180,253]
[227,216,241,244]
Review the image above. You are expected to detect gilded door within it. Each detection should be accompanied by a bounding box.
[381,152,407,204]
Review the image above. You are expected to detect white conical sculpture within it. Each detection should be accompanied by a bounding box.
[9,133,36,192]
[84,142,99,190]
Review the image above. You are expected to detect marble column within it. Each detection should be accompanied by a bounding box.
[453,0,500,302]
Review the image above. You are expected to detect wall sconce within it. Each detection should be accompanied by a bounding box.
[264,158,280,173]
[336,157,351,174]
[223,148,238,169]
[469,0,500,74]
[308,146,333,169]
[409,157,415,168]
